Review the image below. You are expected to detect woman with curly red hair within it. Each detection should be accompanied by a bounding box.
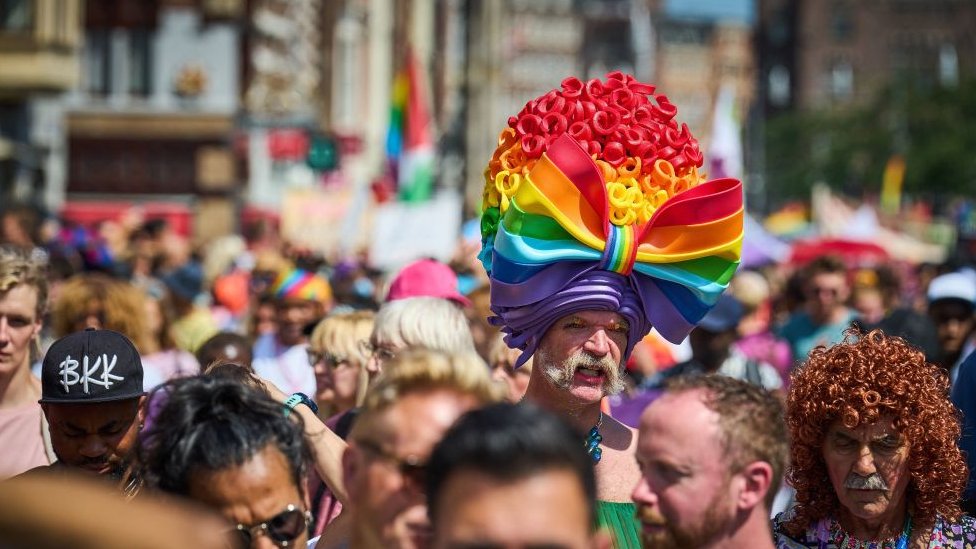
[773,328,976,548]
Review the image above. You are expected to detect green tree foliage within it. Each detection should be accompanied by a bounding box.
[764,78,976,205]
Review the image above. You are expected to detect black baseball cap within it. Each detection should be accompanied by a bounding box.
[40,328,145,404]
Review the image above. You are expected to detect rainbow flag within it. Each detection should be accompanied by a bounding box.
[385,49,434,203]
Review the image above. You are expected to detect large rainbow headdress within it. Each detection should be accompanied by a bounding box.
[479,72,743,366]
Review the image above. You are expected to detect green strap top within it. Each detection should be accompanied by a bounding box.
[596,500,641,549]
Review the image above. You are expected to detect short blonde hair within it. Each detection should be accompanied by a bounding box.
[0,246,48,317]
[373,297,475,354]
[310,310,375,408]
[309,310,375,367]
[359,349,502,419]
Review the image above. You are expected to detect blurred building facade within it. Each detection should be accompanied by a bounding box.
[0,0,82,208]
[646,0,756,152]
[4,0,763,242]
[64,0,244,243]
[758,0,976,114]
[462,0,654,211]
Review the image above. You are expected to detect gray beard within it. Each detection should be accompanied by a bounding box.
[536,348,626,396]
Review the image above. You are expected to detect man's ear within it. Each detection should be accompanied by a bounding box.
[736,461,774,511]
[136,395,148,426]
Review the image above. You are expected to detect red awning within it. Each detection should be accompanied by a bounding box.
[789,238,890,267]
[61,201,193,237]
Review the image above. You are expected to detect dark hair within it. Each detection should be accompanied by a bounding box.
[805,255,847,278]
[136,375,309,497]
[426,402,596,528]
[195,332,254,369]
[202,362,265,394]
[664,374,789,508]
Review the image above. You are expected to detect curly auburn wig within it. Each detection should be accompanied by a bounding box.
[784,328,966,535]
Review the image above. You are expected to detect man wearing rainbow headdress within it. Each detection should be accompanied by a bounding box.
[478,72,743,547]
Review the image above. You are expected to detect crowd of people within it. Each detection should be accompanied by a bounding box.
[4,71,976,549]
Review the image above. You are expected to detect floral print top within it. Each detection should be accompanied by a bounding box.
[772,512,976,548]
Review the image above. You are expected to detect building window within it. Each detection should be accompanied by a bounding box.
[769,65,790,107]
[830,61,853,100]
[128,29,152,96]
[830,4,854,42]
[84,28,112,96]
[0,0,31,32]
[939,43,958,87]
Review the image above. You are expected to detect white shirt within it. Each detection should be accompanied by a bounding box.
[252,333,316,396]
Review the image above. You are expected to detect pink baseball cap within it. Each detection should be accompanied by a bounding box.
[386,259,472,307]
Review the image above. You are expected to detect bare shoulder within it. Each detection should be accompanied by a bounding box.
[593,415,639,502]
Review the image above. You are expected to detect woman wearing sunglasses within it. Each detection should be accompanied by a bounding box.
[306,311,375,420]
[135,375,313,548]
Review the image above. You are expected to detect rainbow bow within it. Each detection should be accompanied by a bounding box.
[485,134,743,345]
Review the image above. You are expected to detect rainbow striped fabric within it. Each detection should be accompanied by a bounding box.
[271,268,333,305]
[485,134,743,346]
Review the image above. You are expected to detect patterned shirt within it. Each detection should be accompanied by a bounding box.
[772,512,976,548]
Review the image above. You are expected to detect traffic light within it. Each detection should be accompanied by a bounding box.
[307,133,339,172]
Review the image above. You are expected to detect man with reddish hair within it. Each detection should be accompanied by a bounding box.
[774,329,976,547]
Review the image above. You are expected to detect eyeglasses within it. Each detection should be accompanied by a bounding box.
[355,438,428,490]
[232,504,310,547]
[359,340,397,362]
[306,349,352,368]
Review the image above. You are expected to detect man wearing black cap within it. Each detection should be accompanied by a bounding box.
[28,328,145,492]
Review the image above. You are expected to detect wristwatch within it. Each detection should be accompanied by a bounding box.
[283,392,319,417]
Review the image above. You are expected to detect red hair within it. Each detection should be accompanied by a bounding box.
[784,328,966,534]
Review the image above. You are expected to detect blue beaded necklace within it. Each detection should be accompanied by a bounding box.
[585,412,604,463]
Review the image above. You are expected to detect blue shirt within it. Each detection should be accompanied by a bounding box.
[951,349,976,500]
[776,309,856,364]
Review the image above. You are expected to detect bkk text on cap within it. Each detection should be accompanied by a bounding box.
[40,328,145,404]
[386,258,472,307]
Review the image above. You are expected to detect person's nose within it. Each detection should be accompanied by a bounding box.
[491,366,508,383]
[583,328,612,356]
[79,435,109,458]
[251,534,282,549]
[853,446,878,476]
[0,318,10,345]
[631,476,658,508]
[365,354,381,377]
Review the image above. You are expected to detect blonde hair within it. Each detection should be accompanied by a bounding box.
[0,246,48,317]
[373,297,475,354]
[310,311,375,366]
[310,310,375,407]
[359,349,502,418]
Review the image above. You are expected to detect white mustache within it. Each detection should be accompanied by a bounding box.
[845,473,889,491]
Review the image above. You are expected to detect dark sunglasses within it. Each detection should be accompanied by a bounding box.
[232,504,310,547]
[355,438,428,489]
